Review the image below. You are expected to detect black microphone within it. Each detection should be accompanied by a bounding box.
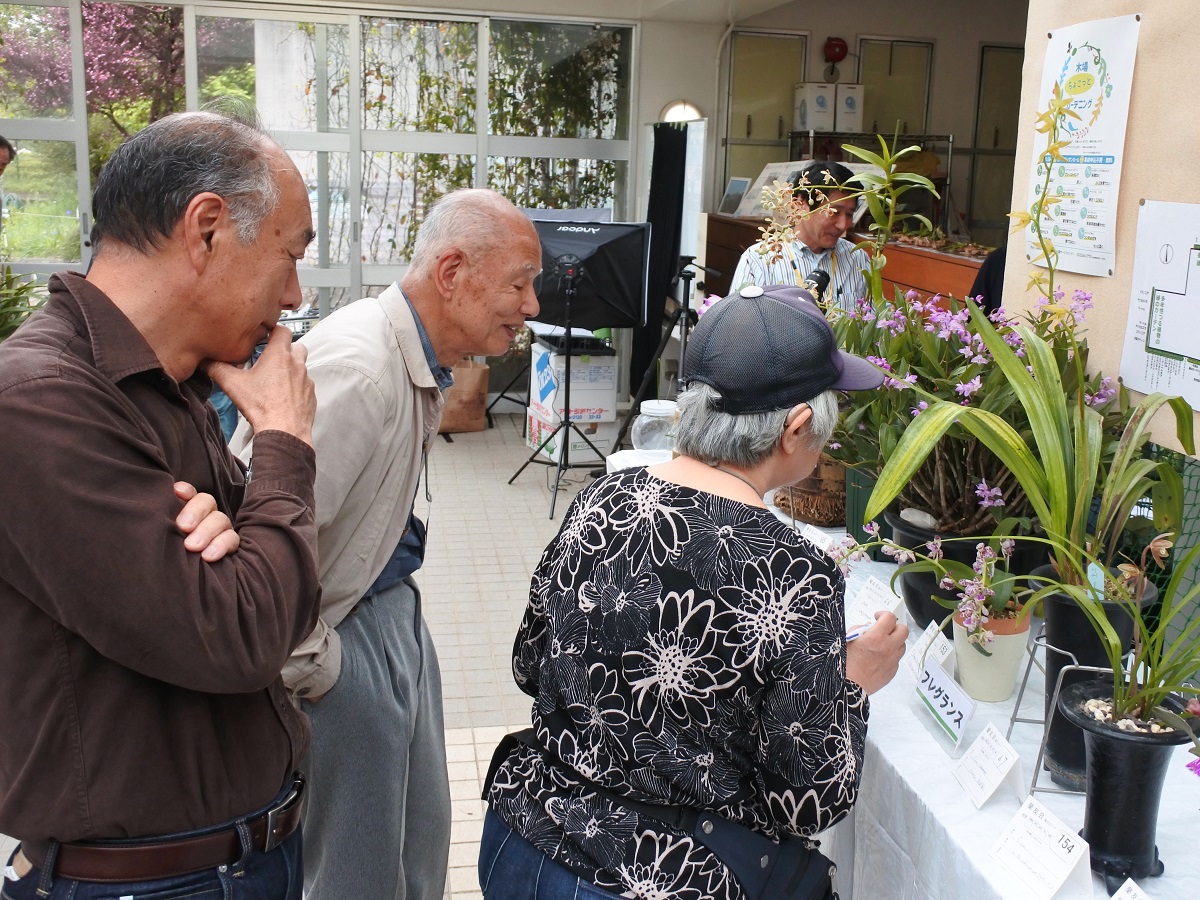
[802,269,831,303]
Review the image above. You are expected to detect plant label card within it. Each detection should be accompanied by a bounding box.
[914,652,976,748]
[990,796,1093,900]
[845,575,905,638]
[952,722,1023,808]
[903,620,954,681]
[800,523,837,554]
[1110,879,1151,899]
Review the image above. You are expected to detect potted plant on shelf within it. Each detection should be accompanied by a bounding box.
[863,82,1196,791]
[1046,536,1200,893]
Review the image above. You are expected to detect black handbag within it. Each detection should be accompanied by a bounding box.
[484,729,837,900]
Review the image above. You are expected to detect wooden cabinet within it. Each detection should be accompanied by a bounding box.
[703,214,763,296]
[879,243,982,304]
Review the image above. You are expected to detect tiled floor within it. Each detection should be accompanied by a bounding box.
[423,413,596,899]
[0,413,595,899]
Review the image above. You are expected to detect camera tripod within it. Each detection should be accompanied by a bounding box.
[508,256,611,518]
[614,255,711,449]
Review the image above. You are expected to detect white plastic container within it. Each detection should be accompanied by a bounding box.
[631,399,678,451]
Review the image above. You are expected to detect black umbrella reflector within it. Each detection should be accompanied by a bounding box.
[531,220,651,331]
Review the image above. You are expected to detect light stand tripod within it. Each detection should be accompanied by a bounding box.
[509,255,610,518]
[614,255,708,449]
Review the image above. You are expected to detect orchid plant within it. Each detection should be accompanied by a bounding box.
[863,83,1194,587]
[822,286,1124,534]
[831,521,1027,655]
[754,135,1125,536]
[1028,533,1200,754]
[859,83,1199,739]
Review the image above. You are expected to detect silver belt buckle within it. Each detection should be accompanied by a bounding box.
[262,776,304,852]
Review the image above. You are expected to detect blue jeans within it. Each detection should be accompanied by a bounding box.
[3,794,303,900]
[478,809,618,900]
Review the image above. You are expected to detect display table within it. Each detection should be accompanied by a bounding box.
[829,557,1200,899]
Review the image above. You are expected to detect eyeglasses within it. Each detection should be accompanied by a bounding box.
[837,392,853,412]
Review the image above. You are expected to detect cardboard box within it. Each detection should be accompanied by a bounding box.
[835,83,864,132]
[528,340,618,422]
[793,83,835,132]
[438,359,489,434]
[525,406,618,464]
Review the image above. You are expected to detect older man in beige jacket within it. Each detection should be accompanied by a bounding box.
[233,188,542,899]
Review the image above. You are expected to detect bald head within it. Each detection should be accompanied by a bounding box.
[401,188,542,363]
[408,189,535,277]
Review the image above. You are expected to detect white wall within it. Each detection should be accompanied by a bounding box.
[1005,0,1200,449]
[633,20,726,222]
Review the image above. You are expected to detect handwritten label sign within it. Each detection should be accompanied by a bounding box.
[845,575,905,640]
[1111,879,1151,899]
[800,523,838,553]
[903,619,954,681]
[991,796,1092,900]
[952,722,1023,808]
[915,653,976,747]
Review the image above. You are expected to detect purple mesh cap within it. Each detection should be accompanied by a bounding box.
[684,283,884,414]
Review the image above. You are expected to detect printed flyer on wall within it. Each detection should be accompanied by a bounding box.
[1023,15,1140,278]
[1118,199,1200,408]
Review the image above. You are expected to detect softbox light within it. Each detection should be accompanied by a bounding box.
[531,220,651,331]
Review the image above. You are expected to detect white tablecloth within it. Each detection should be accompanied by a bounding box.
[827,555,1200,899]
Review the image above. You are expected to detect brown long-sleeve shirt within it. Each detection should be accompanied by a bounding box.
[0,273,321,842]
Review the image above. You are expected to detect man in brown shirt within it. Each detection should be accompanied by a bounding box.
[0,111,321,898]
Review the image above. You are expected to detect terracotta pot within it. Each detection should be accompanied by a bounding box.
[951,609,1030,702]
[1056,679,1193,894]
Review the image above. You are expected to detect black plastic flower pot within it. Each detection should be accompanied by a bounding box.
[883,510,1045,635]
[845,468,892,560]
[1056,679,1193,894]
[1034,564,1152,791]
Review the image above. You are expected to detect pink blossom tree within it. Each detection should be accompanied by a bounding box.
[1,3,183,136]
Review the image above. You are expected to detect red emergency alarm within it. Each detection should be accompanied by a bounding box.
[824,36,849,64]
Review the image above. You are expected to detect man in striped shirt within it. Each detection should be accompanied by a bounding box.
[730,160,869,311]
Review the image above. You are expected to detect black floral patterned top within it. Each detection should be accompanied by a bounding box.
[486,468,869,900]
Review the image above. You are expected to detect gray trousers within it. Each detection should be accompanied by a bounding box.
[301,579,451,899]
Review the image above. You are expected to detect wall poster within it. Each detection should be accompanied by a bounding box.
[1023,15,1140,277]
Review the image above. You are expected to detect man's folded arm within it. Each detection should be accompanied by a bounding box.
[0,376,322,693]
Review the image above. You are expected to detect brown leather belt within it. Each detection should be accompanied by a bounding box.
[21,776,304,884]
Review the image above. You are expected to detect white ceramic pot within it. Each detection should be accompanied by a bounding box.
[952,611,1030,702]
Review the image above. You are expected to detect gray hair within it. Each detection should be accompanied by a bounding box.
[674,384,839,467]
[91,107,279,254]
[409,188,520,274]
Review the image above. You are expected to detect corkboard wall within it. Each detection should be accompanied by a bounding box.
[1004,1,1199,451]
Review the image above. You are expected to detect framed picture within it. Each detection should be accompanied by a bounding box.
[733,160,812,219]
[716,176,752,215]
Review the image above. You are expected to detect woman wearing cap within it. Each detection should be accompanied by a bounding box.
[480,284,909,900]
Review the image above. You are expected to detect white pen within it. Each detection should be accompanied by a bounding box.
[845,622,874,642]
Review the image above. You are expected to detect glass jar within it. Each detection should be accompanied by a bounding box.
[631,399,678,451]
